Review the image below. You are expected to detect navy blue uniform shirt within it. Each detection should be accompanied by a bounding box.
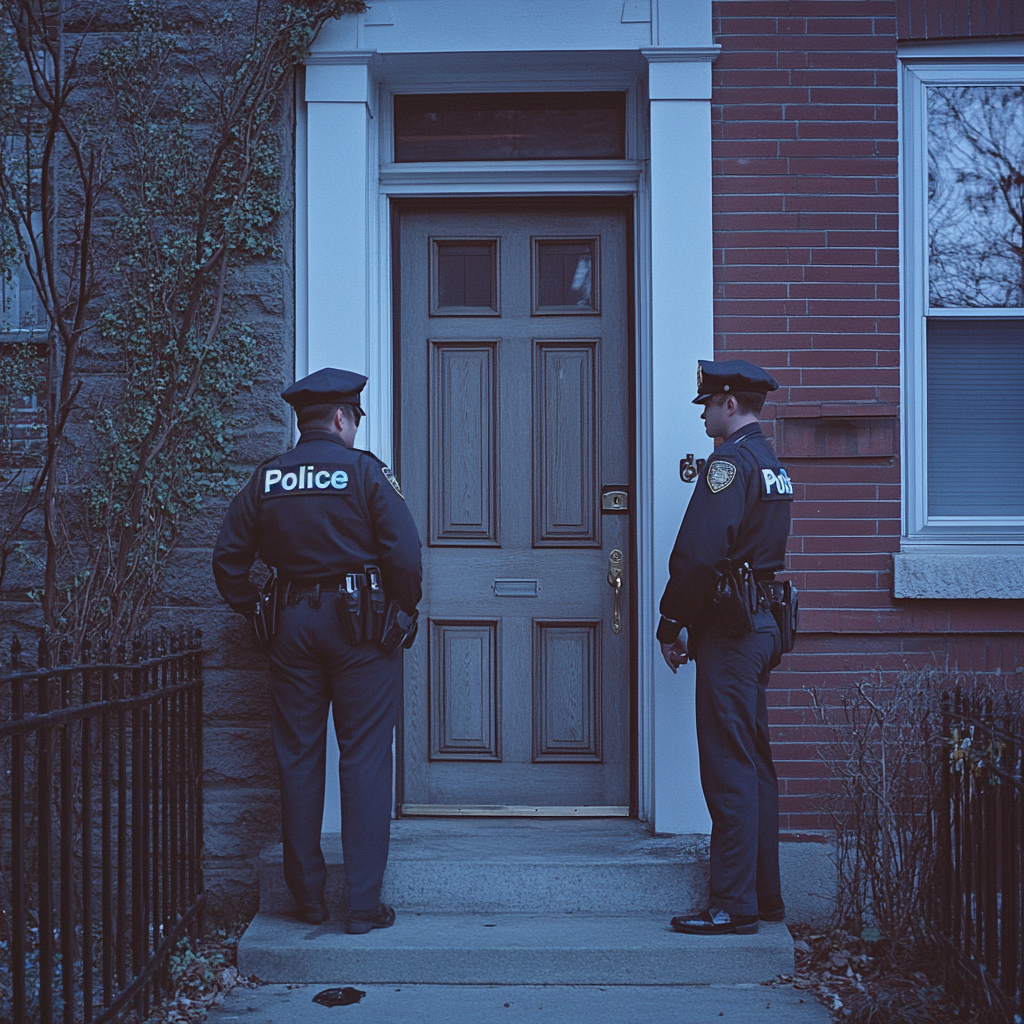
[213,429,422,614]
[659,422,792,633]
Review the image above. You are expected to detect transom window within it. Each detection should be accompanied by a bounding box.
[393,92,626,163]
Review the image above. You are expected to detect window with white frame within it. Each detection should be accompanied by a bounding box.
[900,52,1023,545]
[1,215,46,462]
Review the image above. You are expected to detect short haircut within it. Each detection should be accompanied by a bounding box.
[732,390,767,415]
[296,402,362,432]
[710,390,766,416]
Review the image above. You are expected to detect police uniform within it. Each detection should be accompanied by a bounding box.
[657,360,793,935]
[212,368,422,930]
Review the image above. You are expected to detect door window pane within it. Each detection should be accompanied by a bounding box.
[532,239,599,314]
[927,318,1024,516]
[430,240,499,315]
[928,85,1024,308]
[394,92,626,163]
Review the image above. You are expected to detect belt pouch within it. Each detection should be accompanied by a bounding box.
[379,599,419,655]
[765,581,799,654]
[342,574,364,644]
[251,602,269,646]
[712,560,756,637]
[365,565,386,644]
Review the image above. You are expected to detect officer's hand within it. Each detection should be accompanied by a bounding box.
[660,635,689,674]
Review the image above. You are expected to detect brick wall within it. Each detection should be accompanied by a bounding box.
[711,0,1024,828]
[895,0,1023,40]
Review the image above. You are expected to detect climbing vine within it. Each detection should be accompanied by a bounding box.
[0,0,364,657]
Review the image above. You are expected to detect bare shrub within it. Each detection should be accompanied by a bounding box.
[810,671,1023,1023]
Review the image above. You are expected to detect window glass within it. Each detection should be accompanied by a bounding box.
[430,239,499,316]
[927,319,1024,517]
[927,85,1024,308]
[394,92,626,163]
[534,240,597,313]
[437,243,494,308]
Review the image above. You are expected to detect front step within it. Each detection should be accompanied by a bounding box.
[241,819,794,985]
[258,819,711,914]
[238,912,794,985]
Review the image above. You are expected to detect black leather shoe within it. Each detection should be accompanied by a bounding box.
[345,902,396,935]
[759,894,786,922]
[291,902,328,925]
[670,907,759,935]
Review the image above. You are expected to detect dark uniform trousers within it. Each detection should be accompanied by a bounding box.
[692,607,782,918]
[269,591,400,913]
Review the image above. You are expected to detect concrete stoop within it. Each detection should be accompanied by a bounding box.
[237,819,795,986]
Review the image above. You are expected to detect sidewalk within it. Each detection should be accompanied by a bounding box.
[208,981,833,1024]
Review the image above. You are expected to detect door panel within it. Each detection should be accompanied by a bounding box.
[428,341,500,545]
[398,200,631,813]
[533,340,599,546]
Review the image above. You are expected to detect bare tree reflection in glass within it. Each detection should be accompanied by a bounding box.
[928,85,1023,308]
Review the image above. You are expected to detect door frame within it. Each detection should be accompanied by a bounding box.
[390,196,639,816]
[298,30,719,831]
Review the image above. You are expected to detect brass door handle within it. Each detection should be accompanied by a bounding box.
[607,549,623,635]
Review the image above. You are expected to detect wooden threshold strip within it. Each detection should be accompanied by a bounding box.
[399,804,630,817]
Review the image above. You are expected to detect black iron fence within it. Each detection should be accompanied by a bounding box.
[941,687,1023,1018]
[0,629,204,1024]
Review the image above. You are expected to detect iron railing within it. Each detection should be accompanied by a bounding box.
[0,629,204,1023]
[941,687,1023,1018]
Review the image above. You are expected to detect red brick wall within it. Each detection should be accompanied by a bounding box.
[895,0,1023,40]
[711,1,1024,826]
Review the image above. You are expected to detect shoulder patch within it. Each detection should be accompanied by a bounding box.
[381,464,404,498]
[706,460,737,494]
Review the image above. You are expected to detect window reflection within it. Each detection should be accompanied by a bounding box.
[927,85,1024,308]
[536,241,597,312]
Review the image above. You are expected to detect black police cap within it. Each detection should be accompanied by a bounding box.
[692,359,779,404]
[281,367,368,412]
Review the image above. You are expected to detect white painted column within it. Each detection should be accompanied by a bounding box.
[302,57,377,836]
[646,52,717,834]
[304,59,375,382]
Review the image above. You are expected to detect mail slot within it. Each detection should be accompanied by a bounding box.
[601,488,629,513]
[493,579,539,597]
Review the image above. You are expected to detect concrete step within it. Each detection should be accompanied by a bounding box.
[237,911,794,986]
[258,819,710,915]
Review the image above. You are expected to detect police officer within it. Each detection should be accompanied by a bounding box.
[657,359,793,936]
[212,368,422,932]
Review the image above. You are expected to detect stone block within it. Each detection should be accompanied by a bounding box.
[203,667,273,720]
[205,724,278,788]
[204,786,280,861]
[779,836,836,927]
[893,549,1024,600]
[160,546,224,606]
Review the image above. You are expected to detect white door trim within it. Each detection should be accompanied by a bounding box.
[300,6,717,833]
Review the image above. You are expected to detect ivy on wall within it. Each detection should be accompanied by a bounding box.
[0,0,364,658]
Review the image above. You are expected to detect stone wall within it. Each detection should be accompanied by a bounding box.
[153,86,299,923]
[0,1,303,925]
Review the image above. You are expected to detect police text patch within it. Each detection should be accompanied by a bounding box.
[263,464,350,496]
[760,467,794,499]
[706,460,737,493]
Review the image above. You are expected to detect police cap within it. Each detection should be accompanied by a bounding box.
[281,367,367,413]
[692,359,779,405]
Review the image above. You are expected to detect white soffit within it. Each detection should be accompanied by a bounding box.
[309,0,714,60]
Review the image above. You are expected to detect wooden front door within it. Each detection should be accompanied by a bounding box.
[397,199,632,814]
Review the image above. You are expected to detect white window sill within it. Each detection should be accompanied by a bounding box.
[892,547,1024,600]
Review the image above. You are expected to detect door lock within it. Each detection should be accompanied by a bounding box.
[607,549,624,635]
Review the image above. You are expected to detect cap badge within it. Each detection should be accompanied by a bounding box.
[707,460,737,494]
[696,363,704,389]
